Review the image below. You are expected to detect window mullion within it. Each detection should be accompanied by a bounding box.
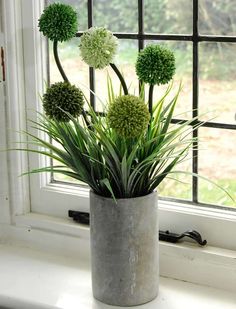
[138,0,144,51]
[87,0,95,110]
[192,0,199,203]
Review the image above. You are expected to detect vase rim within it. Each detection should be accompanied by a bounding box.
[90,190,157,202]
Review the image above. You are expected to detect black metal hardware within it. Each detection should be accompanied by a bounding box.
[68,210,90,225]
[87,0,96,110]
[159,229,207,246]
[0,46,5,82]
[69,210,207,246]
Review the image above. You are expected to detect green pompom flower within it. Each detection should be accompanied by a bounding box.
[42,82,84,122]
[38,3,78,42]
[135,44,175,85]
[107,95,150,138]
[79,27,118,69]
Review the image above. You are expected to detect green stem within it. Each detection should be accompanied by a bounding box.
[110,63,128,95]
[148,84,154,115]
[53,41,69,83]
[53,40,90,127]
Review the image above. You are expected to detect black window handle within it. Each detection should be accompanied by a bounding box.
[68,210,90,225]
[69,210,207,246]
[159,230,207,246]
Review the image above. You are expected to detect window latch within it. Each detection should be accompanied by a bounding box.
[68,210,90,225]
[69,210,207,246]
[0,46,5,82]
[159,229,207,246]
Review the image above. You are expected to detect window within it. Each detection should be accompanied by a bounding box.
[3,0,236,250]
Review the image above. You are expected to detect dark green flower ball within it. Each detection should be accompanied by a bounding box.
[38,3,78,42]
[43,82,84,122]
[107,95,150,138]
[135,44,176,85]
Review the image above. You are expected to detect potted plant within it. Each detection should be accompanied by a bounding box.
[15,2,232,307]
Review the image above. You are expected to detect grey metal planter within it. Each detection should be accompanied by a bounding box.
[90,191,159,307]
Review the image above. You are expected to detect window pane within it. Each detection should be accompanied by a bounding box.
[53,161,81,184]
[198,128,236,207]
[199,0,236,35]
[158,125,192,201]
[144,0,193,34]
[199,42,236,124]
[95,40,138,112]
[145,41,192,120]
[47,0,88,30]
[93,0,138,32]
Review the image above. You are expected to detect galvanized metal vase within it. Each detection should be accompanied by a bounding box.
[90,191,159,306]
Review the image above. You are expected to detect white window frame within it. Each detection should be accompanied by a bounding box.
[2,0,236,253]
[0,12,10,225]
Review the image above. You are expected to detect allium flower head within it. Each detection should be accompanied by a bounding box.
[107,95,150,138]
[38,3,78,42]
[43,82,84,122]
[135,44,175,85]
[79,27,118,69]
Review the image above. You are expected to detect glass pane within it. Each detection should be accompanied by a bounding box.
[47,0,88,31]
[158,125,192,201]
[53,164,81,184]
[93,0,138,32]
[95,40,139,112]
[144,0,193,34]
[158,167,192,201]
[199,42,236,124]
[145,41,192,120]
[198,128,236,207]
[199,0,236,35]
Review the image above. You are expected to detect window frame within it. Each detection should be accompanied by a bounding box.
[0,16,10,224]
[2,0,236,252]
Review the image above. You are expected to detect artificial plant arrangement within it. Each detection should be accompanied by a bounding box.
[16,2,231,307]
[35,3,193,200]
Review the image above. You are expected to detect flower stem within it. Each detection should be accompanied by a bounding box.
[148,84,154,115]
[110,63,128,95]
[53,41,90,127]
[53,41,69,83]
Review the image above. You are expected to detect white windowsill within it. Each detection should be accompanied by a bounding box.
[1,217,236,295]
[0,243,236,309]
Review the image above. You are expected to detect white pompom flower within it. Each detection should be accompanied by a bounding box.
[79,27,118,69]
